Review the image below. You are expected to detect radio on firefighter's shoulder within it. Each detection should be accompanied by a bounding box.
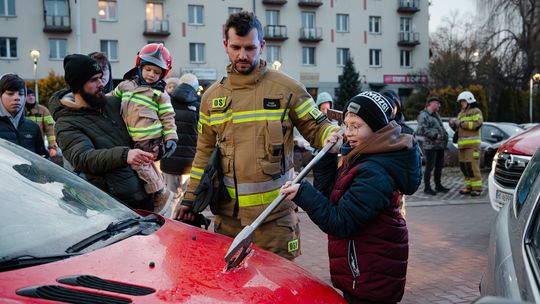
[326,108,343,124]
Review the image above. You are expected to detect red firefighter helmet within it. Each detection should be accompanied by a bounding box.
[135,43,172,78]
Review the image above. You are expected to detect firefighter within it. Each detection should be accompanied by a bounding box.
[173,11,340,260]
[25,88,57,157]
[452,91,483,196]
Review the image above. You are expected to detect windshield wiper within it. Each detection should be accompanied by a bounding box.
[65,215,160,254]
[0,253,80,271]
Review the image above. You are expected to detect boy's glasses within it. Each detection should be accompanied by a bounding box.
[343,124,362,133]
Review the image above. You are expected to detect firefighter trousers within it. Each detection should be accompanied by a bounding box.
[214,211,301,260]
[458,147,482,192]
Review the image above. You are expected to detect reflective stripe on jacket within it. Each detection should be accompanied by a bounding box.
[113,80,177,142]
[26,104,56,147]
[457,107,483,149]
[185,60,340,224]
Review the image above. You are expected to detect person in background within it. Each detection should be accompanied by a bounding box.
[160,73,200,214]
[50,54,154,210]
[380,89,414,135]
[316,92,333,115]
[111,43,177,213]
[25,88,57,157]
[89,51,114,94]
[165,77,181,95]
[174,11,340,260]
[0,74,48,157]
[416,96,450,195]
[451,91,483,196]
[281,91,422,304]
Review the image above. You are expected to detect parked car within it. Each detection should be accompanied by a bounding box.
[519,123,539,130]
[488,124,540,211]
[480,146,540,302]
[481,122,525,168]
[0,139,346,303]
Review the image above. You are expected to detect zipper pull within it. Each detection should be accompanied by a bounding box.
[352,280,356,290]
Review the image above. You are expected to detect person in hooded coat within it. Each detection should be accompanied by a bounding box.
[281,91,422,304]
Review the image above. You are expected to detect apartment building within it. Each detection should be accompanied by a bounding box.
[0,0,429,99]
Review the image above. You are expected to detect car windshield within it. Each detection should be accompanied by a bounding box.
[0,140,139,260]
[496,124,524,137]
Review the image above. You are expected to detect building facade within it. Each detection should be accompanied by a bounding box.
[0,0,429,100]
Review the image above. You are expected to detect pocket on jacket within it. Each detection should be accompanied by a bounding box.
[219,144,234,174]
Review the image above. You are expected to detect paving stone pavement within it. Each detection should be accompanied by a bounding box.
[294,166,496,303]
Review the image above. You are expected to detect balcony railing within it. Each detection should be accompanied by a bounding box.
[262,0,287,5]
[398,31,420,46]
[265,25,288,41]
[298,0,323,8]
[43,15,71,33]
[397,0,420,13]
[144,19,170,36]
[299,27,323,42]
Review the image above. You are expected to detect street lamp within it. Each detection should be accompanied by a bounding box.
[271,60,282,71]
[30,49,40,102]
[529,73,540,123]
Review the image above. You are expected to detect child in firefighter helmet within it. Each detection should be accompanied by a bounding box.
[111,43,178,214]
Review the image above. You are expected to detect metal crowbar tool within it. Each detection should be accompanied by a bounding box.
[224,128,344,270]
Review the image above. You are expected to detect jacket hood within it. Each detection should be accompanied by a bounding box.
[344,121,422,195]
[49,88,97,121]
[170,83,199,104]
[0,96,24,128]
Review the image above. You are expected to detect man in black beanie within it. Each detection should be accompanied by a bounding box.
[48,54,155,210]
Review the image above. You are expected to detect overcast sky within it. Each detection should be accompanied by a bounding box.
[429,0,477,32]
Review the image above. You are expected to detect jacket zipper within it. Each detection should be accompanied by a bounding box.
[348,239,360,290]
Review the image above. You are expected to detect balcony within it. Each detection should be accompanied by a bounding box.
[298,0,323,8]
[144,19,170,37]
[398,31,420,46]
[262,0,287,5]
[397,0,420,13]
[265,25,288,41]
[43,15,71,33]
[299,27,323,42]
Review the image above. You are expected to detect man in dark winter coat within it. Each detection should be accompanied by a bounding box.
[160,73,200,212]
[49,54,156,210]
[281,91,422,304]
[0,74,48,157]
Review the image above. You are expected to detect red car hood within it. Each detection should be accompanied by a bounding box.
[499,124,540,156]
[0,218,345,303]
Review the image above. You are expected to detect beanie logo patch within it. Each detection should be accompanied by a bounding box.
[358,91,392,122]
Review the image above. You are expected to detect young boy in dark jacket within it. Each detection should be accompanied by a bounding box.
[281,91,422,304]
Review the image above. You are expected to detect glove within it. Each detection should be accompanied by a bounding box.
[162,140,177,158]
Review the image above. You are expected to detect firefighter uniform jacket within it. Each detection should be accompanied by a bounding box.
[456,107,483,149]
[26,104,56,148]
[113,79,178,142]
[185,60,340,225]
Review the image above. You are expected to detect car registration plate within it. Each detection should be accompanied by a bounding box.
[496,190,513,205]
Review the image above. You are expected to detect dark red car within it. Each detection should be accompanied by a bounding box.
[0,139,345,303]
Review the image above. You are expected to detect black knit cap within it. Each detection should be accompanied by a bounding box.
[63,54,102,93]
[344,91,394,132]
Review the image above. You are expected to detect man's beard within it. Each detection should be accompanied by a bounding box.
[81,90,107,109]
[234,59,257,74]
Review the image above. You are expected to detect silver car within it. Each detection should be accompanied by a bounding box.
[480,147,540,302]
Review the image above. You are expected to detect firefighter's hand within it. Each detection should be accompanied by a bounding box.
[325,131,343,154]
[162,140,177,158]
[127,149,155,166]
[173,204,196,222]
[280,181,300,203]
[49,146,57,158]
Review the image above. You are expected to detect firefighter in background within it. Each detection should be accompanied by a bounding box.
[450,91,483,196]
[25,88,57,157]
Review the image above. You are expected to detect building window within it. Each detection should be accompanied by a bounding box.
[336,14,349,33]
[49,38,67,60]
[266,45,281,63]
[400,50,412,67]
[0,37,16,58]
[369,16,381,34]
[337,48,349,66]
[266,10,279,25]
[301,11,315,28]
[100,40,118,61]
[45,0,68,17]
[98,0,117,21]
[228,7,242,15]
[369,49,381,67]
[190,43,205,63]
[400,17,412,32]
[188,5,204,25]
[302,47,315,65]
[0,0,15,16]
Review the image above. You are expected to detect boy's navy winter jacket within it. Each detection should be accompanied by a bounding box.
[0,115,48,156]
[294,121,422,303]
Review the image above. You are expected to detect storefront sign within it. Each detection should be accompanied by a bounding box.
[383,74,428,84]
